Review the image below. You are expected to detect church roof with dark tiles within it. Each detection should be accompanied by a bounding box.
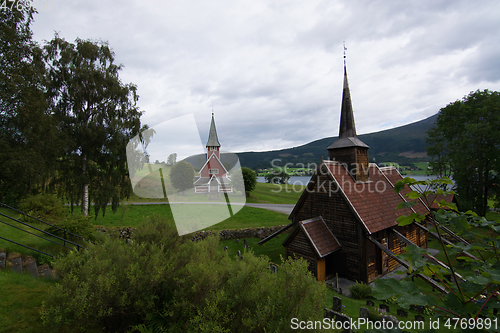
[299,216,342,258]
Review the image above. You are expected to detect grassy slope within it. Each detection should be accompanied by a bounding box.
[245,182,305,204]
[219,236,286,265]
[0,207,65,262]
[0,271,58,333]
[91,204,290,230]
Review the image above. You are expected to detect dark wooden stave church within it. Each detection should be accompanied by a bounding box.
[282,64,431,283]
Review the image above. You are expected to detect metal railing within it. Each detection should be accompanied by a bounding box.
[0,202,94,259]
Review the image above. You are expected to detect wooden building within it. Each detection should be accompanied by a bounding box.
[194,114,233,194]
[282,64,431,283]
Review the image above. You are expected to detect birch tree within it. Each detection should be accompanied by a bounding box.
[44,36,142,216]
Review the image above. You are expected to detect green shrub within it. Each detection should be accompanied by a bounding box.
[19,194,66,223]
[42,215,326,332]
[368,309,382,321]
[45,214,96,244]
[349,281,372,300]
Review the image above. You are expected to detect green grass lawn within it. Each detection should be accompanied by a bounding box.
[245,182,304,204]
[91,204,290,230]
[0,270,58,333]
[382,161,430,176]
[0,207,67,263]
[218,236,287,264]
[125,181,304,205]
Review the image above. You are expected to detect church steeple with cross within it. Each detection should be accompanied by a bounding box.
[206,113,221,159]
[327,44,370,182]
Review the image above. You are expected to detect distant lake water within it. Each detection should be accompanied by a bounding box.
[257,174,452,189]
[257,176,310,186]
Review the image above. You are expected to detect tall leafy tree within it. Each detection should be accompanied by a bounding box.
[44,36,143,216]
[0,7,56,204]
[426,90,500,216]
[169,160,195,193]
[241,167,257,193]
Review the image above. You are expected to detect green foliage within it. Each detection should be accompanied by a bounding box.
[368,309,382,322]
[42,215,325,332]
[0,7,57,205]
[43,35,143,216]
[373,177,500,326]
[169,160,195,192]
[426,90,500,216]
[19,194,66,223]
[46,214,96,243]
[349,281,372,300]
[241,166,257,193]
[265,169,290,184]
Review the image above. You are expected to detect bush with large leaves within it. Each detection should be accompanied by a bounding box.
[371,177,500,330]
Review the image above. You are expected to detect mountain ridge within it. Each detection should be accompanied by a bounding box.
[236,113,437,170]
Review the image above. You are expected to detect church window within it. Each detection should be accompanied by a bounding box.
[209,168,219,174]
[368,255,374,267]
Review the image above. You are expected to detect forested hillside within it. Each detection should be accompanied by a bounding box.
[236,114,437,170]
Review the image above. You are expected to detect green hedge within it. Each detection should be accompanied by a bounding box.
[41,215,326,332]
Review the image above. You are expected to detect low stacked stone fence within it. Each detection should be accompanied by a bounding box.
[94,225,290,242]
[190,225,290,242]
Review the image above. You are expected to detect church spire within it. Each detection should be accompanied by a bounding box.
[206,113,221,148]
[327,64,368,150]
[327,48,369,182]
[339,65,357,139]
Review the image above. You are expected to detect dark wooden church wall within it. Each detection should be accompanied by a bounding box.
[384,223,427,273]
[294,171,361,281]
[286,229,317,276]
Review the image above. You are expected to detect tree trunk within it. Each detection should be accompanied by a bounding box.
[82,153,88,216]
[482,168,489,217]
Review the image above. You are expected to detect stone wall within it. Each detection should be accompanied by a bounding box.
[94,225,290,242]
[191,225,290,241]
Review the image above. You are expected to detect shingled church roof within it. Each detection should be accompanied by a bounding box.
[289,162,429,234]
[206,113,221,147]
[299,216,341,258]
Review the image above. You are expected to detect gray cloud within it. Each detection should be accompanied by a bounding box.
[31,0,500,154]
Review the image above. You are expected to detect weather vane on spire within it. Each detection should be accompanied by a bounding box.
[343,41,347,66]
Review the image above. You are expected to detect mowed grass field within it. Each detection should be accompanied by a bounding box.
[91,204,290,230]
[0,271,61,333]
[245,182,305,204]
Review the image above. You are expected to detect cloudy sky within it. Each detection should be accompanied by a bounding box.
[31,0,500,154]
